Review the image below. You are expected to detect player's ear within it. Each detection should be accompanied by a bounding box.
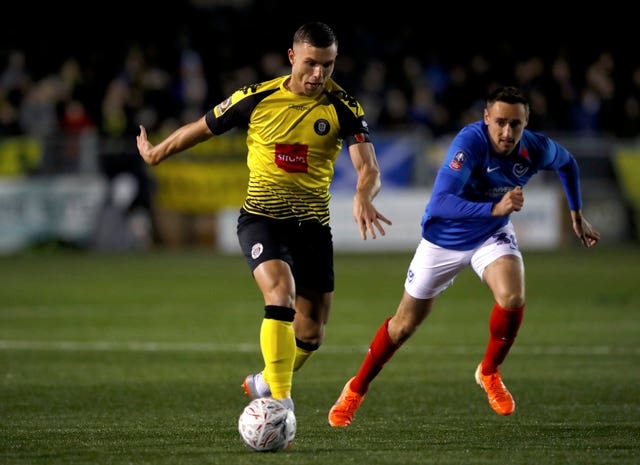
[287,48,295,65]
[483,108,490,124]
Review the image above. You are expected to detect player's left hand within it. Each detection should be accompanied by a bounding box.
[353,200,392,240]
[571,212,600,248]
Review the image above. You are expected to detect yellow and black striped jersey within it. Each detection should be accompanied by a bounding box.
[205,75,370,225]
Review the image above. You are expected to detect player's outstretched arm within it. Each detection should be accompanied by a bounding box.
[136,116,213,166]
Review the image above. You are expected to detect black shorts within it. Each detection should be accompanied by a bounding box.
[237,209,334,293]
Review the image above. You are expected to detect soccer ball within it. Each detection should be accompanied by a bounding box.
[238,397,296,452]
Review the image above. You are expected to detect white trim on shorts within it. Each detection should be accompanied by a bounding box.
[404,222,522,299]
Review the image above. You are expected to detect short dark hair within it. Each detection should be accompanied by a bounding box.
[293,22,337,48]
[487,86,529,110]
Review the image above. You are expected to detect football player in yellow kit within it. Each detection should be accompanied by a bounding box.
[136,22,391,412]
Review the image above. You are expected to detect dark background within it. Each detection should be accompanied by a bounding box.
[4,1,633,80]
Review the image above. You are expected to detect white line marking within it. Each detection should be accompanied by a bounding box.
[0,340,637,355]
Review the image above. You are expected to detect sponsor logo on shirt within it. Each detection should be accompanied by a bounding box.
[275,143,309,173]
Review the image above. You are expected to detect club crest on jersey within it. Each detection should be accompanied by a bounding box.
[513,163,529,177]
[449,151,465,170]
[314,119,330,136]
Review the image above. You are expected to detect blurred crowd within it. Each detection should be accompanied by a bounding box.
[1,3,637,251]
[1,8,639,144]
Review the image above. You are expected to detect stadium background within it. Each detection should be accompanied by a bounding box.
[1,1,638,253]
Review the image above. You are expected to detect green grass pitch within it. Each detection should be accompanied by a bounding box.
[1,245,638,464]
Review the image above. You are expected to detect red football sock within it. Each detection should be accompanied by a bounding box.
[481,303,524,374]
[351,317,401,395]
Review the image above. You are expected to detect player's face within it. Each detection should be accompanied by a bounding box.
[484,102,529,156]
[287,42,337,97]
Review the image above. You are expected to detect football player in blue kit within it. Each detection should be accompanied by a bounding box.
[328,86,601,426]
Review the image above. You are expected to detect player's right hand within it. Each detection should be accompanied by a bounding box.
[492,186,524,216]
[136,125,156,165]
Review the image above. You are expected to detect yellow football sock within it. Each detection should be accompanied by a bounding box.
[261,308,295,399]
[293,345,315,372]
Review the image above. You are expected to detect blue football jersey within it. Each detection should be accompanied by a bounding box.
[421,120,582,250]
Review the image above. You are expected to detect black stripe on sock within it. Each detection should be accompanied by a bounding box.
[295,338,320,352]
[264,305,295,322]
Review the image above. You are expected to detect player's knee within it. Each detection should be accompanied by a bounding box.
[496,293,525,310]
